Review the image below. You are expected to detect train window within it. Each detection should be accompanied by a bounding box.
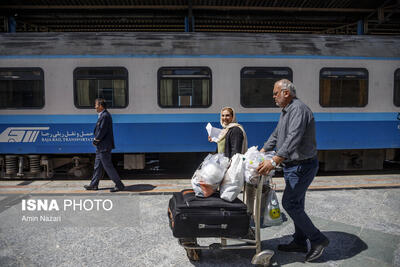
[158,67,211,108]
[240,67,293,108]
[320,68,368,107]
[394,69,400,107]
[74,67,128,108]
[0,68,44,109]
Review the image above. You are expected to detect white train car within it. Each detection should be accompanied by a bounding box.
[0,33,399,177]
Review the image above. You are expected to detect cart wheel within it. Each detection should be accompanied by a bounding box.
[251,249,274,266]
[185,247,201,261]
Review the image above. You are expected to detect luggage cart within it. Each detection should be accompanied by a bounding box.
[178,175,274,266]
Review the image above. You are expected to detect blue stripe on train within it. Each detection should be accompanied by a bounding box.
[0,112,396,123]
[0,113,399,154]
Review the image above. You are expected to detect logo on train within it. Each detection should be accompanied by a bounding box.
[0,127,93,143]
[0,127,49,143]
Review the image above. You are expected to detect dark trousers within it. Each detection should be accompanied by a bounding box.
[282,158,326,246]
[90,150,123,188]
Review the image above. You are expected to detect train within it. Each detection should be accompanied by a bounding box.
[0,32,399,178]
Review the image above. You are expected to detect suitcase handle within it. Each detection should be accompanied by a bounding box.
[198,224,228,229]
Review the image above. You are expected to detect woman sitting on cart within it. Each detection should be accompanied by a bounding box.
[208,106,248,158]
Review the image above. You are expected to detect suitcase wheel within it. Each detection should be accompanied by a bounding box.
[185,247,201,261]
[179,238,202,261]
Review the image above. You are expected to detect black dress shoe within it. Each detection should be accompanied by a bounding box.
[110,185,125,192]
[84,185,98,190]
[305,238,329,262]
[278,240,308,253]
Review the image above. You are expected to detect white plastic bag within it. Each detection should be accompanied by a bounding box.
[244,146,275,185]
[262,185,283,227]
[191,153,230,197]
[220,153,245,202]
[198,154,229,184]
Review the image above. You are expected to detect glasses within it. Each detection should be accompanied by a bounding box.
[273,90,286,97]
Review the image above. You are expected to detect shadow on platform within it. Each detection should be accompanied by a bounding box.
[265,231,368,266]
[97,184,156,192]
[123,184,156,192]
[188,231,367,266]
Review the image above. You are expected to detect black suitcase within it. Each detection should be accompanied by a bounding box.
[168,189,250,238]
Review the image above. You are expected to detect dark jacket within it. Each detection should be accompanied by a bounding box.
[94,109,115,152]
[224,126,244,159]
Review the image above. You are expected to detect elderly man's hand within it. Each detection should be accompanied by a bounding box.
[257,160,273,175]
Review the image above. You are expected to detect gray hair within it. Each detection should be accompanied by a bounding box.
[276,79,296,97]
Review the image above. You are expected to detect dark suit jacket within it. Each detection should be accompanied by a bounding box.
[94,109,115,152]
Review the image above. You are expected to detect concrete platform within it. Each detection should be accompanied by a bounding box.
[0,173,400,195]
[0,175,399,266]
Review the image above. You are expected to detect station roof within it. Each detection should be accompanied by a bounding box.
[0,0,399,35]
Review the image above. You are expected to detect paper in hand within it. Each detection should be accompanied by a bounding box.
[206,123,222,142]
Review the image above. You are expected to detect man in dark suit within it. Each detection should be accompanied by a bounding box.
[84,98,125,192]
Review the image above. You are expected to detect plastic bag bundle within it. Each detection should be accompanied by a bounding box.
[262,186,283,227]
[191,153,230,197]
[220,153,245,202]
[244,146,275,184]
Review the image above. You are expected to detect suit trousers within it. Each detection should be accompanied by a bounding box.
[90,150,123,187]
[282,158,326,246]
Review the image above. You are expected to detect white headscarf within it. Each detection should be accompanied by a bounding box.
[216,107,248,154]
